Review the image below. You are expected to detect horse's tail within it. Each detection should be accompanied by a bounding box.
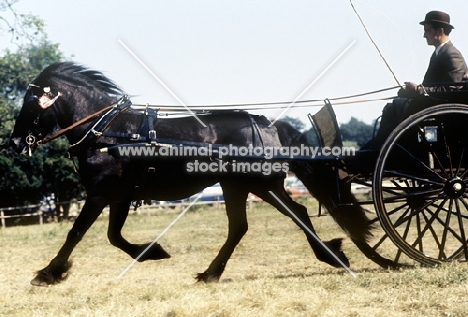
[274,121,373,243]
[292,159,374,243]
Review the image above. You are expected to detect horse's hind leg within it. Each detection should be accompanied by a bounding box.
[196,184,249,283]
[253,179,350,269]
[107,199,170,261]
[31,195,108,286]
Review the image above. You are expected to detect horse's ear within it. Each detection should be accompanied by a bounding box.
[39,92,62,109]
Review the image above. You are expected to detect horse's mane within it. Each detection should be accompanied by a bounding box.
[35,62,124,97]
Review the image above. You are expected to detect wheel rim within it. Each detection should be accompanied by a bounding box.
[373,104,468,266]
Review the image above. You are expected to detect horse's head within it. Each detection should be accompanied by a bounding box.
[10,62,124,155]
[10,81,63,155]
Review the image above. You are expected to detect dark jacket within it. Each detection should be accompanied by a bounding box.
[367,42,468,149]
[422,41,468,91]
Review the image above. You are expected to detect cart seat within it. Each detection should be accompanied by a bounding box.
[309,100,343,148]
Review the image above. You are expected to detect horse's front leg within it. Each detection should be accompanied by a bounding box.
[30,195,108,286]
[196,184,249,283]
[107,199,170,261]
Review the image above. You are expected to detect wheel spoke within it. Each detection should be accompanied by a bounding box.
[406,197,448,251]
[382,170,445,187]
[438,199,453,259]
[453,198,468,260]
[415,211,423,252]
[391,194,445,229]
[423,200,464,243]
[400,208,414,249]
[394,143,447,182]
[424,205,465,244]
[394,247,403,263]
[391,205,412,229]
[382,187,443,204]
[371,230,389,251]
[379,201,410,224]
[455,144,467,177]
[419,209,445,258]
[420,199,468,261]
[369,227,405,263]
[459,165,468,180]
[441,123,454,176]
[430,150,451,179]
[430,197,468,220]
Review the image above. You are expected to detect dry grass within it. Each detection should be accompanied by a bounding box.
[1,198,468,316]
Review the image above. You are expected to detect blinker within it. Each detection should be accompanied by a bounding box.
[29,83,51,93]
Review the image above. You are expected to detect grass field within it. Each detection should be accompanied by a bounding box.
[1,198,468,317]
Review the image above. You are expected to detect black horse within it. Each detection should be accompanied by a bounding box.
[11,62,395,286]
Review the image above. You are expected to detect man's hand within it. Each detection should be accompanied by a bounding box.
[398,82,423,97]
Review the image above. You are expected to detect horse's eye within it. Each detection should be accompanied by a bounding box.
[27,95,39,103]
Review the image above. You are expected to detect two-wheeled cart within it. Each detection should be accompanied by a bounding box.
[309,88,468,267]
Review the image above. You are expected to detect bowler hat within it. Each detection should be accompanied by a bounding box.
[420,11,454,29]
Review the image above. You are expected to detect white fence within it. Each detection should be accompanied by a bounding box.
[0,204,43,228]
[0,201,83,228]
[0,199,229,228]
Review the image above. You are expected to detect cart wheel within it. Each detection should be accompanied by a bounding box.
[373,104,468,266]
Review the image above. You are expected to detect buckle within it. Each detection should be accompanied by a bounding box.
[148,130,157,142]
[130,133,140,141]
[90,128,102,137]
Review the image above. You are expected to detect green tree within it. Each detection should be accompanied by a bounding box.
[281,116,306,131]
[0,44,59,207]
[0,0,46,45]
[340,117,375,148]
[0,1,83,210]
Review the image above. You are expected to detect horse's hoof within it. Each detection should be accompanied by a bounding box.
[30,270,70,286]
[195,272,220,283]
[322,238,350,268]
[30,261,72,287]
[30,275,51,287]
[135,243,171,262]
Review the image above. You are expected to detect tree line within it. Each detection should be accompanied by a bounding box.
[282,115,376,149]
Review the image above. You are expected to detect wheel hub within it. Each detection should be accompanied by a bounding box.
[444,177,466,198]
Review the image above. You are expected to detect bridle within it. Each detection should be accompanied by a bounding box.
[24,83,131,156]
[24,83,63,155]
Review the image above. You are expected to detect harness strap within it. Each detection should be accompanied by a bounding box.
[144,107,158,144]
[68,96,132,156]
[103,114,266,147]
[102,107,159,143]
[247,113,265,148]
[101,131,144,141]
[38,104,115,145]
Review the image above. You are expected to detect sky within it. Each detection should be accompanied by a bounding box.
[2,0,468,125]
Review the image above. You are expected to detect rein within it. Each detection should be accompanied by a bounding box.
[130,86,400,112]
